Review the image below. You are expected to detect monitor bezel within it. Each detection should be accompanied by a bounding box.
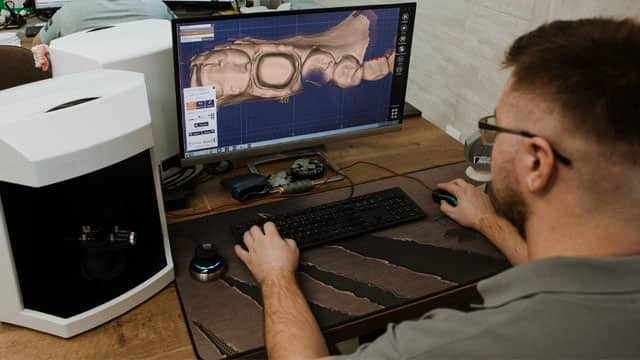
[171,2,416,166]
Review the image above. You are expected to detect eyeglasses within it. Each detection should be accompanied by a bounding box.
[478,114,572,166]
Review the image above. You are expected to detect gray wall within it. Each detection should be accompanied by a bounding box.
[301,0,640,141]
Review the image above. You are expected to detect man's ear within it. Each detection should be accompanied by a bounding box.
[523,137,555,192]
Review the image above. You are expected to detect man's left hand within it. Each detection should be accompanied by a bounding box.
[234,222,299,286]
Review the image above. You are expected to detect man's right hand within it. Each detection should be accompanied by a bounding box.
[437,179,529,265]
[436,178,497,231]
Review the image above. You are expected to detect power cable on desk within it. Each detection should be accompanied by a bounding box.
[166,161,430,219]
[162,166,196,189]
[338,160,434,192]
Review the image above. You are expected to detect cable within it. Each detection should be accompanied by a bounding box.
[161,167,195,189]
[342,172,355,199]
[166,160,430,219]
[335,161,434,192]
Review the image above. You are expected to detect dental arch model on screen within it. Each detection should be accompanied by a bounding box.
[189,11,395,108]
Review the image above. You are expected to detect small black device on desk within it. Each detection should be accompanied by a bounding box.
[221,173,271,201]
[232,187,426,250]
[25,23,45,37]
[190,243,225,282]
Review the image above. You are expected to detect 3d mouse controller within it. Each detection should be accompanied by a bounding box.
[190,243,226,282]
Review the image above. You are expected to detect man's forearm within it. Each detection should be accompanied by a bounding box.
[478,215,528,265]
[32,34,42,46]
[261,275,330,360]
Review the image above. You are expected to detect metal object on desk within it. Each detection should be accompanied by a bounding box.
[189,243,226,282]
[464,131,492,182]
[248,148,345,187]
[77,225,137,281]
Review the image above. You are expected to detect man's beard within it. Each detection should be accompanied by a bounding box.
[490,176,529,238]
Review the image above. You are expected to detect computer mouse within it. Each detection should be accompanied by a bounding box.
[432,189,458,207]
[190,243,225,282]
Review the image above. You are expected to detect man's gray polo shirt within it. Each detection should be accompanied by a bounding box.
[337,256,640,359]
[38,0,175,45]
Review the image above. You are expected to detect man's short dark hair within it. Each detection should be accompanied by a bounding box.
[504,18,640,154]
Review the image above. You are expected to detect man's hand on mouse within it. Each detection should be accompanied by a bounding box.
[438,179,529,265]
[235,222,299,286]
[437,178,496,231]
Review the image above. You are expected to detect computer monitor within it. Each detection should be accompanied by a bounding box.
[34,0,69,10]
[172,3,416,166]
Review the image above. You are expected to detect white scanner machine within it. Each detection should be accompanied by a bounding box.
[0,70,174,338]
[49,19,178,166]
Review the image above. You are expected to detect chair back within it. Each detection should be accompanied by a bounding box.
[0,45,52,90]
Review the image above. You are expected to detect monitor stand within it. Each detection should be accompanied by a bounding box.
[247,147,345,186]
[403,102,422,118]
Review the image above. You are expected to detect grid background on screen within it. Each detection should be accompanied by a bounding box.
[176,8,400,153]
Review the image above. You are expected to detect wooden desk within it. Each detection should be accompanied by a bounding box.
[172,116,463,223]
[0,117,469,359]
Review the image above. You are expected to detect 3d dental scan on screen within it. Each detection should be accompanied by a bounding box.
[172,3,416,165]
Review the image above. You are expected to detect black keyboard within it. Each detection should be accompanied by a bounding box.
[231,187,426,250]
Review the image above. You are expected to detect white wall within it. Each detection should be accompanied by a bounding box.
[305,0,640,141]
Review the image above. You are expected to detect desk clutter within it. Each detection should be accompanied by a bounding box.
[169,162,509,359]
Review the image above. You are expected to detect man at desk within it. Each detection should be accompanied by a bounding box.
[32,0,174,46]
[235,18,640,359]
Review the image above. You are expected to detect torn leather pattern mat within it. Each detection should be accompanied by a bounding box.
[169,162,510,359]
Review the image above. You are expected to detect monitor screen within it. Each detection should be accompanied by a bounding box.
[35,0,69,10]
[172,3,416,164]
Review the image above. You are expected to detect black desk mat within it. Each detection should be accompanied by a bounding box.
[168,162,510,359]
